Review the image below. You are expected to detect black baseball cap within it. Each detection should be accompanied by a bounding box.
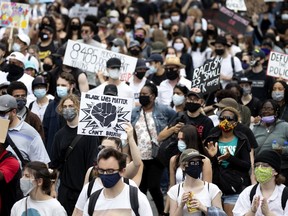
[106,58,121,68]
[104,84,118,96]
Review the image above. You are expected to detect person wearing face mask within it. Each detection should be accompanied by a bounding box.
[270,80,288,122]
[38,26,57,61]
[109,37,127,54]
[11,161,67,216]
[88,57,134,99]
[157,56,191,106]
[131,82,176,215]
[134,28,152,59]
[211,36,243,89]
[82,148,153,216]
[253,99,288,185]
[233,150,288,216]
[128,40,143,58]
[168,149,223,216]
[146,54,166,86]
[246,49,274,101]
[49,94,100,216]
[78,21,103,48]
[169,8,190,39]
[7,81,45,141]
[171,84,189,112]
[205,107,251,216]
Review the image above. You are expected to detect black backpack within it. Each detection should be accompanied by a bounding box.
[87,181,139,216]
[250,183,288,210]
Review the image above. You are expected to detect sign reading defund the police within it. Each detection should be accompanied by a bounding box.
[191,58,221,95]
[63,40,137,82]
[78,93,133,138]
[267,51,288,79]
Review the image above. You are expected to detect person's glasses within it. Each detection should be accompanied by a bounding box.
[166,68,178,73]
[96,168,120,174]
[81,30,89,34]
[219,116,235,121]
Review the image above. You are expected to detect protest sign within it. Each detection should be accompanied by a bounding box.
[244,0,267,17]
[191,58,221,95]
[0,118,9,143]
[0,2,30,29]
[264,0,283,2]
[267,51,288,79]
[78,93,133,138]
[69,6,98,23]
[63,40,137,83]
[211,6,249,36]
[226,0,247,11]
[29,0,54,3]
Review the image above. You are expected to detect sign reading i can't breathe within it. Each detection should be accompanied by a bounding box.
[191,57,221,95]
[77,93,133,138]
[267,51,288,79]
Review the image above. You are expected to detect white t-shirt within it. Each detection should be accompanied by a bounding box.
[30,100,50,122]
[76,177,137,212]
[128,76,147,103]
[191,47,212,69]
[11,196,67,216]
[168,182,221,216]
[233,184,288,216]
[83,183,153,216]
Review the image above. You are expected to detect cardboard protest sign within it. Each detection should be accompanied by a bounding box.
[0,118,9,143]
[244,0,267,17]
[69,6,98,23]
[226,0,247,11]
[0,2,30,29]
[191,58,221,95]
[211,6,249,36]
[267,51,288,79]
[78,93,133,138]
[63,40,137,83]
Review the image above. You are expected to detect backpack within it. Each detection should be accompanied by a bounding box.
[88,182,139,216]
[249,183,288,210]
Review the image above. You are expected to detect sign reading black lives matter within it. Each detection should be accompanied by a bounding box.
[78,93,133,138]
[267,51,288,80]
[63,40,138,82]
[191,58,221,95]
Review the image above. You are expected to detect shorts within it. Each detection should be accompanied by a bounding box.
[222,194,239,205]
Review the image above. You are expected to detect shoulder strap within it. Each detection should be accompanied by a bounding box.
[231,56,235,74]
[250,183,259,204]
[88,188,103,216]
[28,101,34,110]
[177,183,181,198]
[124,177,129,185]
[6,134,28,166]
[0,151,13,163]
[65,135,83,162]
[281,186,288,210]
[87,177,96,198]
[129,185,139,216]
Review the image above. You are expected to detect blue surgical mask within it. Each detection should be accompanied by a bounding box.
[56,86,68,98]
[99,172,121,188]
[111,46,120,53]
[195,36,203,44]
[13,43,21,52]
[272,91,284,102]
[33,89,47,99]
[177,140,186,152]
[147,65,157,75]
[172,94,185,106]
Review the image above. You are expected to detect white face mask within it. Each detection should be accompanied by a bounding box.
[282,14,288,21]
[109,68,121,79]
[173,43,184,51]
[111,46,120,53]
[110,17,119,24]
[171,15,180,23]
[20,178,35,196]
[13,43,21,52]
[172,94,185,106]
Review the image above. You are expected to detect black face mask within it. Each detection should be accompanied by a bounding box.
[39,32,49,41]
[71,24,80,31]
[125,24,132,29]
[215,49,225,56]
[206,29,215,35]
[172,31,180,37]
[135,71,146,80]
[130,49,141,56]
[166,69,179,80]
[185,102,201,113]
[43,64,53,72]
[7,64,24,82]
[185,161,203,179]
[139,95,150,106]
[16,98,27,111]
[135,36,145,44]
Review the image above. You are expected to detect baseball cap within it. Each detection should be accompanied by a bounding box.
[0,94,17,112]
[211,36,229,46]
[0,81,10,90]
[187,87,203,99]
[151,41,166,54]
[109,10,119,18]
[106,57,121,68]
[25,61,36,70]
[128,40,141,49]
[97,17,109,27]
[163,56,185,68]
[7,52,25,65]
[214,98,238,110]
[104,84,118,96]
[136,59,149,70]
[252,49,265,59]
[180,149,205,163]
[17,33,30,46]
[146,54,163,64]
[111,38,125,47]
[32,76,47,88]
[238,77,252,84]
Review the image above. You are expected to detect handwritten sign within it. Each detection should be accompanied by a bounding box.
[267,51,288,79]
[211,6,249,36]
[244,0,267,17]
[69,6,98,23]
[191,58,221,95]
[63,40,137,83]
[226,0,247,11]
[78,93,133,138]
[0,2,30,29]
[0,118,9,143]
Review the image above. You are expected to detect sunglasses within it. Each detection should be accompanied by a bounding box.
[219,116,235,121]
[81,30,89,34]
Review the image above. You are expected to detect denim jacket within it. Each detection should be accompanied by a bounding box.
[131,102,176,134]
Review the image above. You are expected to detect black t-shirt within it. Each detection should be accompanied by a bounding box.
[49,125,100,192]
[147,73,167,86]
[246,69,274,101]
[38,41,57,61]
[241,96,262,117]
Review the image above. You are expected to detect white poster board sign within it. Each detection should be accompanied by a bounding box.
[69,6,98,23]
[78,93,133,138]
[63,40,137,82]
[226,0,247,11]
[267,51,288,79]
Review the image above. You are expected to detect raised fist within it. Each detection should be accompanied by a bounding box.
[91,102,117,127]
